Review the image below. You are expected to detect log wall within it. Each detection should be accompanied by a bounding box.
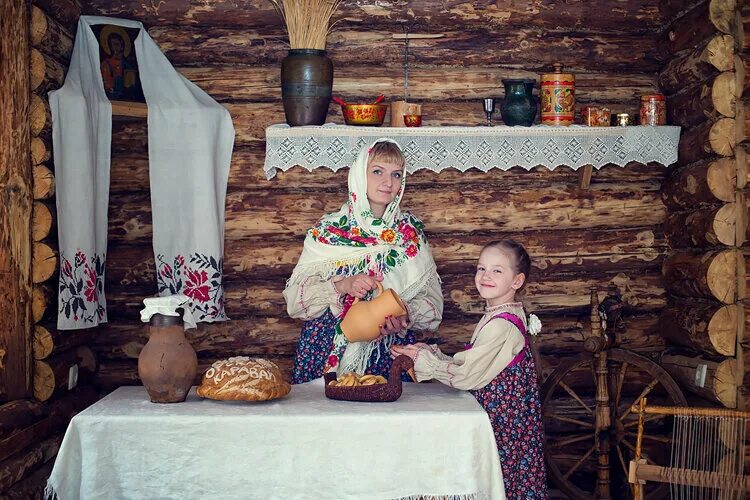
[77,0,679,393]
[658,0,748,411]
[0,0,96,497]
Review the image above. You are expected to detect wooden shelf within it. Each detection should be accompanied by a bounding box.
[111,100,147,118]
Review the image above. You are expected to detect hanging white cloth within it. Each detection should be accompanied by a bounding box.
[49,16,234,329]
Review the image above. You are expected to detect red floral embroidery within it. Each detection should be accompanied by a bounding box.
[84,266,98,302]
[327,355,339,368]
[405,244,418,257]
[185,268,210,303]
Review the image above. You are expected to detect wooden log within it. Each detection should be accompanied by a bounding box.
[29,93,50,138]
[661,157,740,209]
[677,117,737,166]
[29,48,65,94]
[103,271,666,324]
[176,64,661,104]
[32,0,80,33]
[91,313,666,363]
[106,226,666,287]
[32,164,54,200]
[668,71,736,128]
[662,249,744,303]
[31,241,56,284]
[0,400,44,438]
[33,325,95,361]
[663,0,738,55]
[33,346,96,402]
[110,148,667,194]
[3,459,53,499]
[664,203,741,247]
[31,284,52,324]
[658,301,738,356]
[29,4,73,62]
[151,27,664,72]
[0,386,97,463]
[661,353,739,408]
[658,34,735,95]
[30,137,49,165]
[106,183,667,243]
[0,434,60,493]
[87,0,668,32]
[112,101,645,151]
[0,0,33,401]
[31,201,52,242]
[95,356,294,389]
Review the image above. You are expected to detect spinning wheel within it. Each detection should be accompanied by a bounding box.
[541,289,687,499]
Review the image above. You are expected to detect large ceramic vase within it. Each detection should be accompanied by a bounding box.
[500,79,537,126]
[281,49,333,126]
[138,313,197,403]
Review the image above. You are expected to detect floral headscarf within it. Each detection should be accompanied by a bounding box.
[286,138,438,373]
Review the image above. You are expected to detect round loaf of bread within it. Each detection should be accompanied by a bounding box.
[196,357,291,401]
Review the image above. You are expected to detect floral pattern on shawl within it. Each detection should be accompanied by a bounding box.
[59,250,106,324]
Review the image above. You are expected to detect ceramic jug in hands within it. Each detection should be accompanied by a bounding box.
[340,282,407,342]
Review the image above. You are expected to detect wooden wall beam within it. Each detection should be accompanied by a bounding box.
[661,0,738,55]
[85,0,669,32]
[0,0,32,401]
[658,34,735,94]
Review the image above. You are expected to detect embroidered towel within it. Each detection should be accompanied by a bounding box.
[50,16,234,329]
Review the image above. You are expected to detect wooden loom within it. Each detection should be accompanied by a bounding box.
[629,399,750,499]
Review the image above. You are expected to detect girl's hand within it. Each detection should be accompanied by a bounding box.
[390,344,420,360]
[376,313,409,339]
[334,274,383,299]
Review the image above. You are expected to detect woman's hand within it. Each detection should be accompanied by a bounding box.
[334,273,382,299]
[377,314,409,339]
[390,344,421,360]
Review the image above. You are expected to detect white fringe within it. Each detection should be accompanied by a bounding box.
[44,482,58,500]
[391,494,486,500]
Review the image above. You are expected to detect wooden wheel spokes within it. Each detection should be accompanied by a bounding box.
[624,414,662,428]
[563,443,597,480]
[616,443,629,477]
[613,361,629,409]
[619,379,659,422]
[625,431,671,445]
[558,380,594,415]
[546,413,595,429]
[548,432,595,449]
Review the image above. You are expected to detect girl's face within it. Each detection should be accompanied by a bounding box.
[366,159,403,218]
[475,247,525,307]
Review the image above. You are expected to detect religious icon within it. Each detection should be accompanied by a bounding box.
[92,24,144,102]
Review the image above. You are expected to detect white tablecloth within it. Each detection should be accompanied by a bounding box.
[263,123,681,179]
[46,379,504,500]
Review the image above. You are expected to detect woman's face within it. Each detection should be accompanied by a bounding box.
[366,159,403,218]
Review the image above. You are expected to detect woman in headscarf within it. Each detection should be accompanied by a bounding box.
[284,138,444,383]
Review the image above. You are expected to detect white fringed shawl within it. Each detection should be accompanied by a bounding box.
[50,16,234,329]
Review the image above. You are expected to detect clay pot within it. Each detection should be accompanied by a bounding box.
[281,49,333,126]
[340,283,407,342]
[138,313,197,403]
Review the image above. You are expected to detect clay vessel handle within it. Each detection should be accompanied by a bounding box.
[350,280,385,306]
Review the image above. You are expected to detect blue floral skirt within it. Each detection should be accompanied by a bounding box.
[470,348,548,499]
[291,309,416,384]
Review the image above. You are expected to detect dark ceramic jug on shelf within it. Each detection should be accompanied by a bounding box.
[500,78,537,126]
[281,49,333,126]
[138,312,197,403]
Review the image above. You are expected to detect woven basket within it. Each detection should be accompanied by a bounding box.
[323,355,414,403]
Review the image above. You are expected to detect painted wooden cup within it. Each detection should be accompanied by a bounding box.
[340,282,407,342]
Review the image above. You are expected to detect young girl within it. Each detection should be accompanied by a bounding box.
[284,138,443,384]
[392,240,547,499]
